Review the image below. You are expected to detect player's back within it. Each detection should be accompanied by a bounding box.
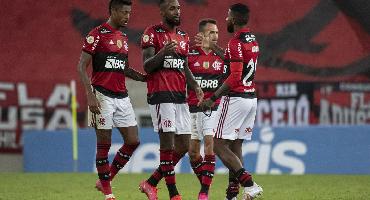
[225,28,259,98]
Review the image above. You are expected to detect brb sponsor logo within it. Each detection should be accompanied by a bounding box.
[104,56,126,70]
[163,56,185,69]
[195,78,219,89]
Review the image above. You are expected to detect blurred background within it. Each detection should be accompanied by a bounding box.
[0,0,369,174]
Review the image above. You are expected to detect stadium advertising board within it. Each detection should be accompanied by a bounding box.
[1,82,369,153]
[0,82,86,153]
[257,82,370,126]
[24,126,370,174]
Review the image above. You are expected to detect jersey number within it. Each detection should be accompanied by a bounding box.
[242,58,257,87]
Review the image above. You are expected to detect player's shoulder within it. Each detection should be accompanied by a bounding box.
[88,24,112,36]
[237,31,257,44]
[144,24,165,33]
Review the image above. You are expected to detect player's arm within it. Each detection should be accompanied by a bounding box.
[142,42,178,74]
[124,66,147,82]
[199,61,242,110]
[77,51,100,114]
[209,43,225,60]
[184,58,204,104]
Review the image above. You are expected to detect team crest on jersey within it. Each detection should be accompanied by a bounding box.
[86,36,94,44]
[212,60,222,71]
[203,61,210,69]
[117,40,122,49]
[179,41,186,50]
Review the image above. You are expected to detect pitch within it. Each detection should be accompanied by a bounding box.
[1,173,369,199]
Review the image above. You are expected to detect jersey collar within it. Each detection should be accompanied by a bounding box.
[196,46,214,56]
[159,22,176,33]
[103,22,117,32]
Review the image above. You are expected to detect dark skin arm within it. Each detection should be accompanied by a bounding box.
[199,83,230,111]
[143,41,178,74]
[77,51,101,114]
[184,58,204,104]
[124,66,147,82]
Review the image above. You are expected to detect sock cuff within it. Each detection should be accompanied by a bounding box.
[235,168,246,177]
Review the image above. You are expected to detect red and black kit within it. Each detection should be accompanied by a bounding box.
[141,23,190,105]
[224,28,259,98]
[82,23,129,98]
[187,46,224,112]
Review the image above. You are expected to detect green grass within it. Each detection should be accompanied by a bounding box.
[0,173,369,200]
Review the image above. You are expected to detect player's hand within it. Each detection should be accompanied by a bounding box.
[199,98,215,111]
[194,32,210,49]
[195,87,204,106]
[160,40,178,55]
[87,93,101,114]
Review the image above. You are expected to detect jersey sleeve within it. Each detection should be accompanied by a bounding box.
[227,38,244,62]
[141,27,158,49]
[82,29,100,55]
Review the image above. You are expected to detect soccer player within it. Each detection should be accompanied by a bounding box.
[187,19,223,200]
[138,0,203,200]
[199,3,263,200]
[77,1,146,200]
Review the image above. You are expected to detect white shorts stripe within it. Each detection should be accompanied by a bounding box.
[216,96,230,139]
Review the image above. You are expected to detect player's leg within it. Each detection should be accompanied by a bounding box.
[110,126,140,180]
[89,91,116,198]
[225,139,243,200]
[238,98,263,200]
[140,103,180,199]
[110,97,140,180]
[95,129,113,196]
[188,138,203,183]
[189,113,203,183]
[214,97,254,189]
[144,104,189,187]
[174,103,192,159]
[198,112,216,198]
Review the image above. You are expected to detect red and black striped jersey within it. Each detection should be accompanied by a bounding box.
[187,46,224,113]
[141,23,190,105]
[224,28,259,98]
[82,23,129,98]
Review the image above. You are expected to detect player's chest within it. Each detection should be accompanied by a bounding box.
[98,34,128,54]
[157,32,188,54]
[189,55,224,74]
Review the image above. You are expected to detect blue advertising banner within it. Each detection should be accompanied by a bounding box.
[23,126,370,174]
